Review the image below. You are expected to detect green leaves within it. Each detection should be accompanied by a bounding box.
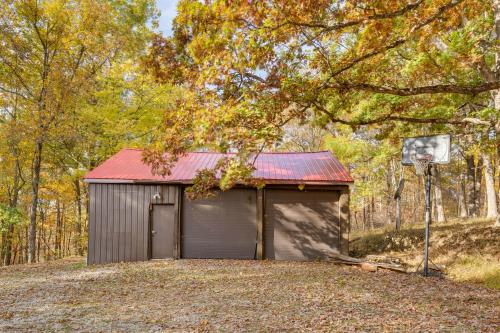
[141,0,500,197]
[0,205,22,233]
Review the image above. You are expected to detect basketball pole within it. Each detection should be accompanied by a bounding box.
[423,164,432,277]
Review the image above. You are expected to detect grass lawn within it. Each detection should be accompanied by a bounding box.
[0,258,498,332]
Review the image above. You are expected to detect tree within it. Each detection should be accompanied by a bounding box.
[433,167,447,223]
[275,118,327,152]
[0,0,156,263]
[145,0,500,193]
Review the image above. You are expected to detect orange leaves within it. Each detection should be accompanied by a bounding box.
[144,0,497,194]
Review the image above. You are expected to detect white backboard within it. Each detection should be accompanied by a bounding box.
[402,134,451,165]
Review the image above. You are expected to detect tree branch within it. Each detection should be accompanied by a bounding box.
[324,0,465,81]
[330,81,500,96]
[286,0,424,32]
[0,85,28,99]
[312,102,493,126]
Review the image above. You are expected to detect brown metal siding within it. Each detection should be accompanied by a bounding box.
[101,184,113,262]
[113,184,120,262]
[97,184,105,262]
[87,184,96,264]
[87,184,177,264]
[264,189,340,260]
[181,189,257,259]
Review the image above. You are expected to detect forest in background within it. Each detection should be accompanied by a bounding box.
[0,0,499,266]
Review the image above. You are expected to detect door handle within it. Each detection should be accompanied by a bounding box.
[151,230,156,236]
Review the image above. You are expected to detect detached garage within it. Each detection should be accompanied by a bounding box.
[84,149,353,264]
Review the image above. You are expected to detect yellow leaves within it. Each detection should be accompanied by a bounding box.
[145,0,497,197]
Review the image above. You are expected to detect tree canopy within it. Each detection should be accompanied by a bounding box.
[144,0,499,189]
[0,0,499,266]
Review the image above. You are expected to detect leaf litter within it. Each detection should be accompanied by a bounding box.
[0,257,498,332]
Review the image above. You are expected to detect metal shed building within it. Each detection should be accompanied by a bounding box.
[84,149,353,264]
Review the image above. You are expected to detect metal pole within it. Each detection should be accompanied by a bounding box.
[423,164,432,277]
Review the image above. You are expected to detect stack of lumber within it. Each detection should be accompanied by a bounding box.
[323,252,408,273]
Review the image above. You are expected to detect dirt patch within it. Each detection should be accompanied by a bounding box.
[0,257,498,332]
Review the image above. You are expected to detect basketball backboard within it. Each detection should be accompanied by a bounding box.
[401,134,451,166]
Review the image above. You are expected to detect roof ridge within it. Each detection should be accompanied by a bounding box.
[259,151,331,154]
[120,148,331,154]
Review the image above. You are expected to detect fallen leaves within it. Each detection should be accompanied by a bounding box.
[0,258,498,332]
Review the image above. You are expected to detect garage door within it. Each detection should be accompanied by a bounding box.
[265,190,340,260]
[182,189,257,259]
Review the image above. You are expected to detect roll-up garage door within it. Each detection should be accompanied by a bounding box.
[265,189,340,260]
[182,189,257,259]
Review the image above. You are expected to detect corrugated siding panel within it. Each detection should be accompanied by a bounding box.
[95,185,103,262]
[137,185,144,261]
[118,185,124,261]
[104,184,112,263]
[144,186,152,259]
[88,184,177,264]
[125,185,131,261]
[141,186,151,260]
[87,184,96,264]
[112,184,119,262]
[131,185,138,260]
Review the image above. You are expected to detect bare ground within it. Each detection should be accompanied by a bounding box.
[0,258,498,332]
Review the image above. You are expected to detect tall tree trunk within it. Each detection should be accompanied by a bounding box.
[0,233,6,266]
[414,177,422,224]
[39,204,46,261]
[393,161,402,230]
[458,173,468,218]
[4,97,22,265]
[370,196,375,230]
[385,162,393,226]
[492,0,500,226]
[466,155,478,217]
[483,153,498,219]
[74,179,84,256]
[55,199,63,258]
[28,39,49,263]
[28,138,43,263]
[476,157,483,216]
[362,198,367,231]
[24,226,28,263]
[2,162,19,265]
[433,167,446,223]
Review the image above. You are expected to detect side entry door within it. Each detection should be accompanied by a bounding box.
[151,204,175,259]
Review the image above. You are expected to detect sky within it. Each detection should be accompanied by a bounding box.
[156,0,179,36]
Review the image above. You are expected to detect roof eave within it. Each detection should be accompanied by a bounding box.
[83,178,353,185]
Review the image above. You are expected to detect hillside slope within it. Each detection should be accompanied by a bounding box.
[350,219,500,289]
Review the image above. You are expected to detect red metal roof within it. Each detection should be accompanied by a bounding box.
[84,149,353,184]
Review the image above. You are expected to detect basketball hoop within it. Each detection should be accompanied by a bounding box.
[401,134,451,277]
[410,153,433,176]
